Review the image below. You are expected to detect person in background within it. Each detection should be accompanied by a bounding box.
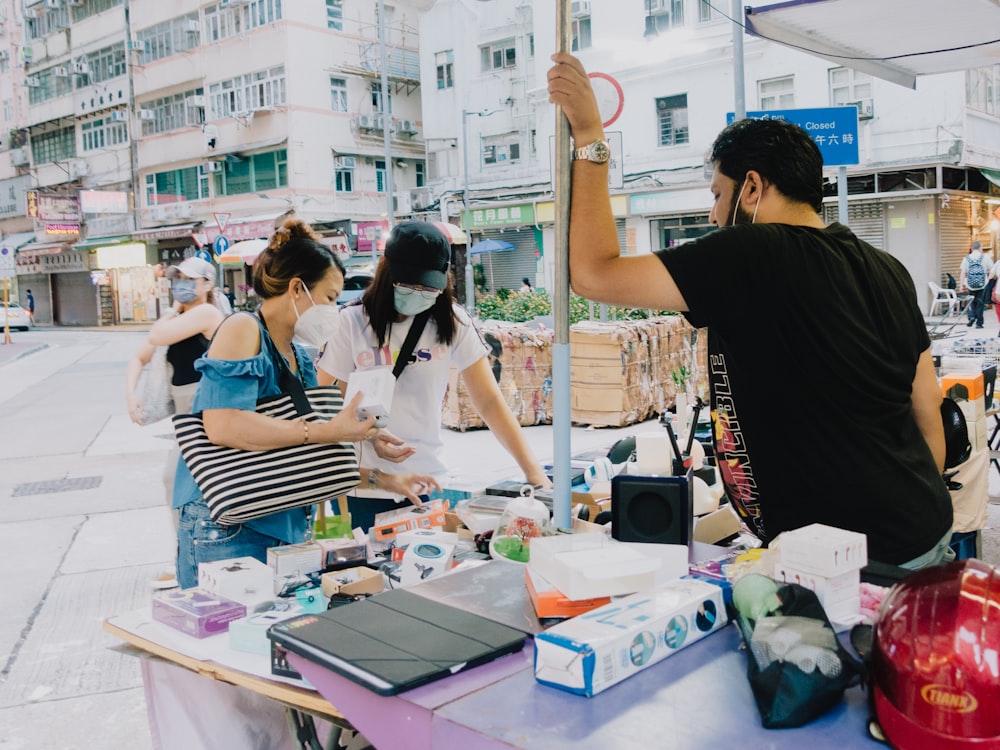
[960,241,992,329]
[172,218,437,589]
[317,221,551,533]
[24,289,34,326]
[223,284,236,309]
[547,52,952,569]
[520,277,533,293]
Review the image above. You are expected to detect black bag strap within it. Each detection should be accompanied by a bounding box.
[392,309,432,380]
[256,312,313,416]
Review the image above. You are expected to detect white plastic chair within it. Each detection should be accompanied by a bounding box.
[928,281,958,317]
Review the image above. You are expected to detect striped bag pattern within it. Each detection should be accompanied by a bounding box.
[173,386,360,526]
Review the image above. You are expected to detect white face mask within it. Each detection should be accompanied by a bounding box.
[293,285,340,348]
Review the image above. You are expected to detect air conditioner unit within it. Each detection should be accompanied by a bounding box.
[10,147,29,167]
[399,119,417,135]
[185,94,206,108]
[393,191,412,215]
[203,161,221,172]
[25,76,40,87]
[356,114,374,130]
[372,116,385,131]
[54,66,69,77]
[138,109,155,121]
[410,188,433,210]
[109,110,128,122]
[71,60,89,75]
[69,159,90,179]
[127,37,143,52]
[645,0,668,11]
[184,19,200,33]
[335,156,357,168]
[852,98,875,120]
[571,0,590,17]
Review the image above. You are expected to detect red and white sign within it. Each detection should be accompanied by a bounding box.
[214,212,231,233]
[588,72,625,128]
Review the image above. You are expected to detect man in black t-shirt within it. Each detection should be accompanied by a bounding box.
[548,54,953,567]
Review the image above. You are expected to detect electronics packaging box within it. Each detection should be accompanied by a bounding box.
[400,541,455,586]
[229,606,304,655]
[343,366,395,426]
[528,532,689,600]
[152,588,247,639]
[777,523,867,577]
[315,537,367,570]
[198,556,273,608]
[525,567,610,619]
[773,564,860,608]
[370,499,447,543]
[534,578,728,697]
[320,566,384,598]
[267,542,324,580]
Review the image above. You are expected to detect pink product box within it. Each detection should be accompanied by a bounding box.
[778,523,867,577]
[773,564,860,608]
[152,588,247,639]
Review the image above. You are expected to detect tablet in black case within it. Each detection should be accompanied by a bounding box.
[267,588,527,696]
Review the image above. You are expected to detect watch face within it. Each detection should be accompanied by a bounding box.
[590,141,611,163]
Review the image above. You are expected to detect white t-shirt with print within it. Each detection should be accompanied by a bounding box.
[318,303,488,494]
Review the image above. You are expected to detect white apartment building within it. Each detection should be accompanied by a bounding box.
[10,0,428,325]
[417,0,1000,305]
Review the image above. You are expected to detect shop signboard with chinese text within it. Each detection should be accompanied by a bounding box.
[463,203,536,230]
[26,191,81,222]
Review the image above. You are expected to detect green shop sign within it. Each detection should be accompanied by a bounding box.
[463,203,535,228]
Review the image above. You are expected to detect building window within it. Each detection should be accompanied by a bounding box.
[698,0,714,22]
[435,50,454,90]
[480,39,516,72]
[335,165,353,192]
[646,0,685,32]
[140,88,205,136]
[967,65,1000,117]
[136,13,201,63]
[81,117,128,151]
[27,67,73,106]
[330,77,348,112]
[70,0,122,23]
[204,0,281,43]
[415,162,425,188]
[571,18,592,51]
[208,66,286,119]
[25,6,70,40]
[376,160,386,193]
[30,126,76,164]
[829,66,872,106]
[482,132,520,165]
[326,0,343,30]
[85,43,128,84]
[758,75,794,110]
[212,149,288,196]
[145,166,208,205]
[371,82,391,113]
[656,94,689,147]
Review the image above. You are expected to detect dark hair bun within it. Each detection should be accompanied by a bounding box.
[268,218,320,251]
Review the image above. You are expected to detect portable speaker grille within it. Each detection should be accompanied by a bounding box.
[611,474,692,545]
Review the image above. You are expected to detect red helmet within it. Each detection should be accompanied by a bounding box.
[872,559,1000,749]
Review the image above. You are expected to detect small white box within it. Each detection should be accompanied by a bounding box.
[229,606,304,655]
[778,523,867,577]
[267,542,324,593]
[528,533,689,601]
[400,541,455,586]
[534,578,728,697]
[773,564,860,608]
[343,366,395,427]
[395,528,459,549]
[198,556,274,608]
[825,595,862,626]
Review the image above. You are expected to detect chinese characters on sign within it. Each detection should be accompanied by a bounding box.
[726,107,860,166]
[466,204,536,229]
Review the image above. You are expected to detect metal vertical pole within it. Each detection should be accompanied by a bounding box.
[463,111,475,314]
[552,0,572,530]
[838,165,849,225]
[124,0,141,234]
[732,0,746,120]
[378,0,393,267]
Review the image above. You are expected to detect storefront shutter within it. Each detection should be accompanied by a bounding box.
[823,200,885,249]
[475,228,540,293]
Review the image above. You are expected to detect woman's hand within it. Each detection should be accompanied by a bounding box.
[526,470,553,491]
[377,472,442,505]
[315,392,378,443]
[126,391,144,425]
[370,429,417,463]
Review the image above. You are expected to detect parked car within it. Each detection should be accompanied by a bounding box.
[0,302,30,331]
[338,266,374,306]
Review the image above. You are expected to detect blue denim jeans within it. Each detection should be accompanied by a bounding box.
[898,528,956,571]
[176,499,285,590]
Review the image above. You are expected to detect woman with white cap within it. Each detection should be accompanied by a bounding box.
[317,221,551,533]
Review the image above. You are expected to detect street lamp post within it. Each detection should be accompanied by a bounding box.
[461,108,502,314]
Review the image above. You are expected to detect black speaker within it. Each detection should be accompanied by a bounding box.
[611,474,692,545]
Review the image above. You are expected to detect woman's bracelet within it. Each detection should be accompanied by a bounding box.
[367,468,379,490]
[301,418,310,444]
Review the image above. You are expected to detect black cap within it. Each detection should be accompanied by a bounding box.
[384,222,450,290]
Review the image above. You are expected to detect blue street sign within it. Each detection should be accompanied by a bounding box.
[727,107,859,166]
[212,235,230,258]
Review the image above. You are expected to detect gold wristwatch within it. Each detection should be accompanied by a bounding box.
[572,139,611,164]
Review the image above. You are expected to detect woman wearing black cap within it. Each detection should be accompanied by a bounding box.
[317,221,551,532]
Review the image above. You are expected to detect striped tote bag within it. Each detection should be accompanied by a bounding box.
[172,385,360,526]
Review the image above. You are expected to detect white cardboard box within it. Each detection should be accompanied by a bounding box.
[528,533,689,601]
[773,564,860,608]
[777,523,867,577]
[267,542,323,579]
[534,578,728,697]
[198,556,274,608]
